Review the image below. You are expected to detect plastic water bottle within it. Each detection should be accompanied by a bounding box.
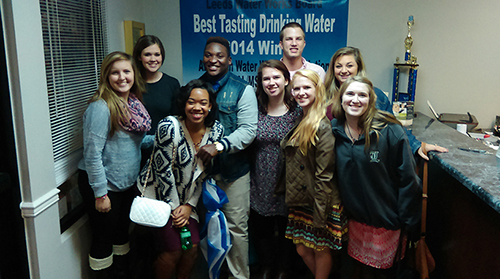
[180,226,193,250]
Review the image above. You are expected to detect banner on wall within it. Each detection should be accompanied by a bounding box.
[180,0,349,86]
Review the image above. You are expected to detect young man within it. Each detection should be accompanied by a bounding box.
[198,36,257,279]
[279,22,326,80]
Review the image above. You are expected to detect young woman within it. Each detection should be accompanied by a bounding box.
[78,51,150,278]
[281,69,345,279]
[331,76,422,278]
[132,35,181,164]
[250,60,300,278]
[137,79,224,279]
[324,46,448,160]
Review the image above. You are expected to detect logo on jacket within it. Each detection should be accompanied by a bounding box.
[369,151,380,163]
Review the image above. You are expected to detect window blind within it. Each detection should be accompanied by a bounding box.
[40,0,107,186]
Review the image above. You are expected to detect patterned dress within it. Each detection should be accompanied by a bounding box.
[250,105,301,216]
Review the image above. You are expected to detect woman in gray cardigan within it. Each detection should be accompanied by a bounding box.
[78,51,150,278]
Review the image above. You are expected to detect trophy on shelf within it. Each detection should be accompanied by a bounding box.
[404,15,414,63]
[392,15,419,129]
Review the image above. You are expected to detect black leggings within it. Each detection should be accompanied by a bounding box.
[249,209,294,269]
[78,170,135,259]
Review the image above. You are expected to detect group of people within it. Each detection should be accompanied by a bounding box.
[78,21,448,279]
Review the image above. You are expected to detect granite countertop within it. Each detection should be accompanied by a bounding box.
[412,112,500,214]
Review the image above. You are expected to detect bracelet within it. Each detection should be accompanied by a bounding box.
[95,194,107,200]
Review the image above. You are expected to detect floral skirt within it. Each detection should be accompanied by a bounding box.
[285,204,347,251]
[347,220,406,269]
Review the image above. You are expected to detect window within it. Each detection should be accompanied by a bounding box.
[40,0,107,230]
[40,0,107,187]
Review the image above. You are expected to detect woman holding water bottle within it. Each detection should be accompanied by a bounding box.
[138,80,224,279]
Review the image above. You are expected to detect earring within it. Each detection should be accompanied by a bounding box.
[209,109,211,112]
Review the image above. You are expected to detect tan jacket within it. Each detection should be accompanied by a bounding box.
[281,117,340,228]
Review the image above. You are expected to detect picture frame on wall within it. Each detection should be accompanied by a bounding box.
[124,20,145,54]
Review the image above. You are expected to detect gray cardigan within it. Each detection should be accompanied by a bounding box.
[78,99,144,198]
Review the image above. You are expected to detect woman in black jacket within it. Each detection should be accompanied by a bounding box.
[330,76,421,279]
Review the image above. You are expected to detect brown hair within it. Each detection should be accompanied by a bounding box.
[256,60,295,114]
[324,47,366,102]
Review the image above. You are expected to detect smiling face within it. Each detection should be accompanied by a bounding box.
[261,67,288,99]
[140,44,163,74]
[341,81,370,119]
[334,54,359,85]
[291,75,316,112]
[279,27,306,60]
[203,42,232,81]
[108,60,134,99]
[185,88,212,126]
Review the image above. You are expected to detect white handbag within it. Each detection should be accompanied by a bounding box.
[130,117,179,227]
[130,154,172,227]
[129,195,171,227]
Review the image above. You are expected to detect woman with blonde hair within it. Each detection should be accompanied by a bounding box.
[281,69,345,279]
[331,76,421,278]
[78,51,151,278]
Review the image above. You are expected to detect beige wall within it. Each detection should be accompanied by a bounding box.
[106,0,183,82]
[4,0,498,277]
[110,0,500,128]
[348,0,500,128]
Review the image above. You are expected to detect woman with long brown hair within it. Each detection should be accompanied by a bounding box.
[250,59,300,278]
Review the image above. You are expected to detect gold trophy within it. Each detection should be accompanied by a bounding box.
[404,15,414,63]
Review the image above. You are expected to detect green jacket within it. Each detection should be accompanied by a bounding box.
[281,116,340,228]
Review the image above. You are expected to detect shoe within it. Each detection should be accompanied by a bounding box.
[275,270,289,279]
[256,268,274,279]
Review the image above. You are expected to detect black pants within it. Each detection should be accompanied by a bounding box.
[249,209,294,270]
[78,170,135,259]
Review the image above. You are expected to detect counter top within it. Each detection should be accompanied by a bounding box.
[412,112,500,213]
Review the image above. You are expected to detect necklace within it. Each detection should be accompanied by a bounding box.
[346,123,359,141]
[187,125,205,150]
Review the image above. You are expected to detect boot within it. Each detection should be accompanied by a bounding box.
[112,242,131,279]
[89,254,113,279]
[91,268,110,279]
[255,238,275,279]
[112,254,130,279]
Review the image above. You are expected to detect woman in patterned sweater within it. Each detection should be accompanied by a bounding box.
[138,79,224,279]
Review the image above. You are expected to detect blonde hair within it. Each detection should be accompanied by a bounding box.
[331,76,400,151]
[89,51,145,137]
[289,69,327,155]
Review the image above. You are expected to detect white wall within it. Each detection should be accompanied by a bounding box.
[2,0,92,278]
[3,0,499,277]
[109,0,500,128]
[348,0,500,129]
[106,0,183,82]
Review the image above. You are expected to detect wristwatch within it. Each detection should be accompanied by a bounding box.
[215,142,224,154]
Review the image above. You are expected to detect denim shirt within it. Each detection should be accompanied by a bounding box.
[78,100,144,197]
[200,72,258,182]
